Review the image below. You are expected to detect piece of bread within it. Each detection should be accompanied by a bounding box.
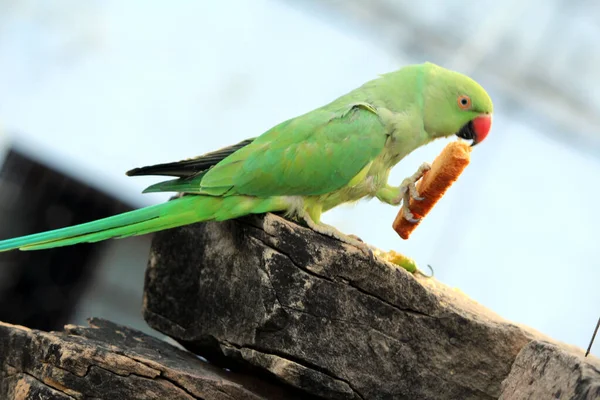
[393,141,472,240]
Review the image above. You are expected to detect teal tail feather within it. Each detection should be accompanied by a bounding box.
[0,195,285,252]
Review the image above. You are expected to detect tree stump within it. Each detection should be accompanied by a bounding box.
[142,213,598,400]
[0,318,309,399]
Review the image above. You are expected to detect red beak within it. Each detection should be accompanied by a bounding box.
[471,114,492,146]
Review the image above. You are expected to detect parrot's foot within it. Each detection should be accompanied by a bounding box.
[299,213,375,261]
[347,234,364,243]
[396,162,431,223]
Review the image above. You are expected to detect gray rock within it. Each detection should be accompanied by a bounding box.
[143,213,565,400]
[0,317,309,399]
[499,340,600,400]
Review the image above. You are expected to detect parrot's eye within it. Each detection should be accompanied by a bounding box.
[457,95,471,110]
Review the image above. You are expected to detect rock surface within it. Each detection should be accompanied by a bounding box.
[143,213,585,400]
[499,340,600,400]
[0,318,309,399]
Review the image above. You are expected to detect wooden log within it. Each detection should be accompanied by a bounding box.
[143,213,594,399]
[0,317,309,399]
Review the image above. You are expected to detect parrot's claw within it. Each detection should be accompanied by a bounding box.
[401,191,421,223]
[347,234,364,243]
[394,162,430,223]
[406,177,425,201]
[402,208,420,224]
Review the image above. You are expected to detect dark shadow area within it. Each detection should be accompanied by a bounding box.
[0,148,134,331]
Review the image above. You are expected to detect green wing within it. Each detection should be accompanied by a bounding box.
[144,103,388,197]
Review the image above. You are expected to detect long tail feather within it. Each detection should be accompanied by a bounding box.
[0,195,287,252]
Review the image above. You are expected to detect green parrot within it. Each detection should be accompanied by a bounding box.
[0,62,493,254]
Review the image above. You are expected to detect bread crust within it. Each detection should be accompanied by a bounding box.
[393,141,472,240]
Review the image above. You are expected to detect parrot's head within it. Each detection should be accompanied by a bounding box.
[423,63,493,146]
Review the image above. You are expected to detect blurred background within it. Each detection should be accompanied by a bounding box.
[0,0,598,355]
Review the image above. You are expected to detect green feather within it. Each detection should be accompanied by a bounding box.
[142,173,207,194]
[0,195,288,251]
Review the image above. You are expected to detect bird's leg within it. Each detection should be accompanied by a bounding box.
[376,162,431,223]
[297,209,375,260]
